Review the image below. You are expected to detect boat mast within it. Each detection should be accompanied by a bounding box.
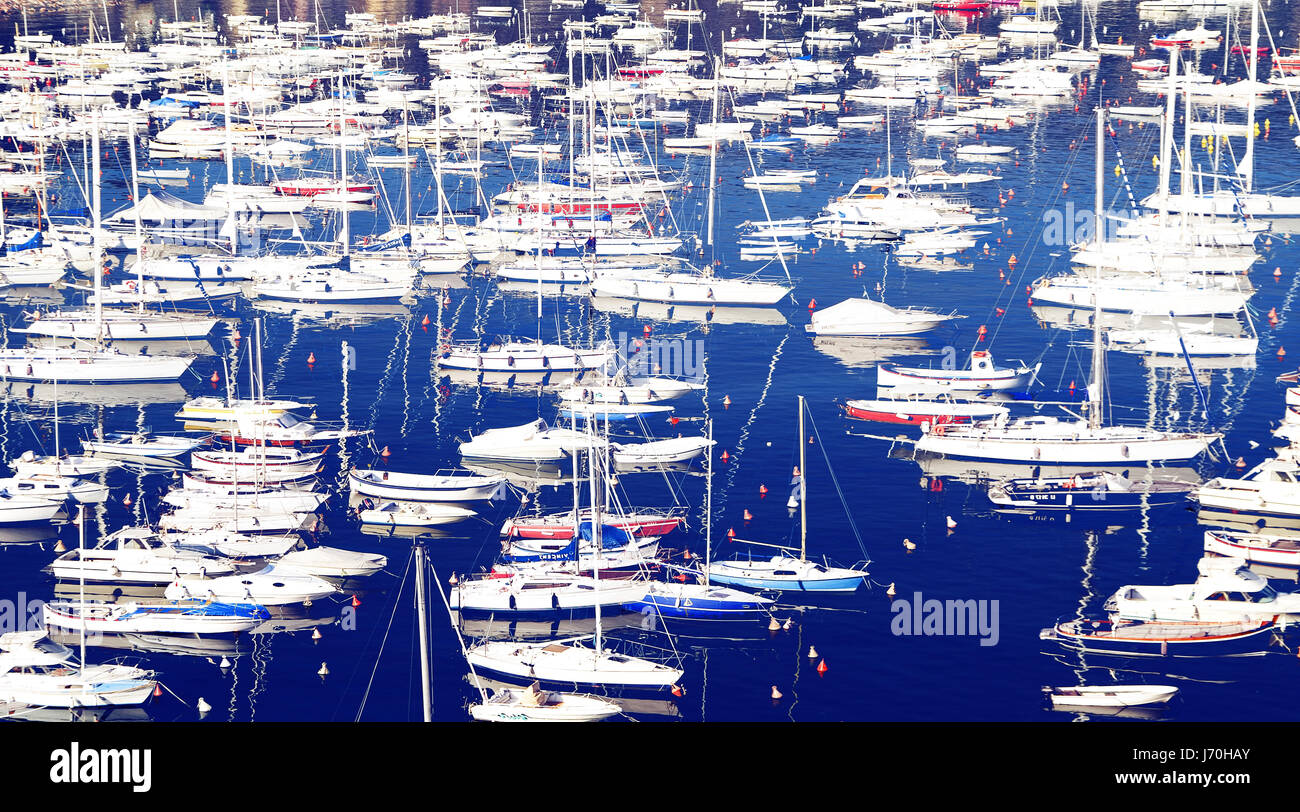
[415,539,432,722]
[127,120,144,309]
[1158,48,1177,219]
[339,70,349,258]
[1244,0,1259,194]
[706,56,719,256]
[704,418,712,587]
[91,111,103,347]
[222,60,237,254]
[798,394,807,562]
[1089,104,1105,430]
[78,502,86,698]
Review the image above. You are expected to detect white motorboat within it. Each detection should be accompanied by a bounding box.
[0,474,107,504]
[164,564,342,606]
[0,631,156,708]
[349,469,506,502]
[1195,458,1300,517]
[11,451,120,478]
[458,419,606,466]
[47,526,237,584]
[81,431,208,459]
[1106,556,1300,624]
[0,489,63,523]
[805,297,960,336]
[612,436,714,466]
[358,501,479,527]
[276,546,388,577]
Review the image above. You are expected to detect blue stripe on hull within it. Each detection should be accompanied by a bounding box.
[703,573,865,592]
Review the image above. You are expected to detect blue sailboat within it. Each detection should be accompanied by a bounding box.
[703,397,869,593]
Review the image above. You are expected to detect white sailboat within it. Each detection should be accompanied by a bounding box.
[917,107,1222,466]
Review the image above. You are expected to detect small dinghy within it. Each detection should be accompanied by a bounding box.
[469,682,622,722]
[357,500,479,527]
[988,472,1196,510]
[877,350,1039,392]
[1044,685,1179,709]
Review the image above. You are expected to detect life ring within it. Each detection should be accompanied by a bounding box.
[125,280,137,291]
[929,478,943,492]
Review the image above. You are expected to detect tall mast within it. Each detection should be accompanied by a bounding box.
[339,71,349,258]
[415,540,432,722]
[706,56,719,253]
[222,60,236,254]
[1089,105,1105,430]
[128,120,143,310]
[704,418,712,586]
[402,95,412,240]
[91,112,103,346]
[798,395,807,562]
[1243,0,1259,194]
[1158,49,1177,218]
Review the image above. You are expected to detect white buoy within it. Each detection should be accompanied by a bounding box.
[903,538,917,551]
[218,657,231,669]
[946,515,958,530]
[318,662,329,677]
[312,628,322,641]
[808,645,819,659]
[771,685,783,700]
[886,582,896,597]
[196,697,212,716]
[768,616,781,631]
[783,618,793,630]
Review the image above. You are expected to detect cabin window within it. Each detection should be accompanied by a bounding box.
[773,570,797,576]
[1206,592,1229,601]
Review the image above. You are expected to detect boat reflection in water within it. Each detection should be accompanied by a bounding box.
[252,299,413,326]
[812,336,934,369]
[589,296,790,326]
[0,702,153,723]
[4,381,191,406]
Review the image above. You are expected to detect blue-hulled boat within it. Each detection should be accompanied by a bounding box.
[624,579,775,621]
[987,471,1196,511]
[700,396,870,593]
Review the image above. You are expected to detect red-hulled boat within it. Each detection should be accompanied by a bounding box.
[843,398,1009,426]
[502,510,684,540]
[274,180,377,197]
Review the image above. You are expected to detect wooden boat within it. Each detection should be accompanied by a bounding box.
[1040,616,1278,657]
[1204,530,1300,567]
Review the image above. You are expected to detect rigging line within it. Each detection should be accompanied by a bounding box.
[805,406,870,564]
[351,544,415,722]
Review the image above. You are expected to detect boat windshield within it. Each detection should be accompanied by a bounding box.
[1253,585,1278,604]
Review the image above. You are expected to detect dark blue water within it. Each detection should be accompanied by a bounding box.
[1,0,1298,722]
